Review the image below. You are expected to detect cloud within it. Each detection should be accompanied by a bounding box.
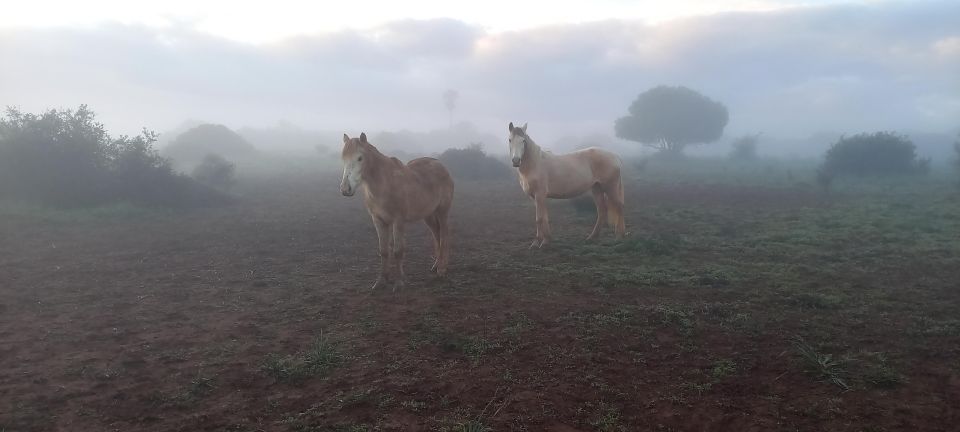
[1,1,958,156]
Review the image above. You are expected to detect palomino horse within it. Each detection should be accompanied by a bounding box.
[508,122,626,248]
[340,133,454,290]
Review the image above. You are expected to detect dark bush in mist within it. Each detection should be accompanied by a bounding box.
[437,143,511,180]
[0,105,226,207]
[162,123,256,170]
[373,122,502,157]
[728,134,760,162]
[570,194,596,215]
[192,154,236,192]
[821,132,929,177]
[615,85,728,156]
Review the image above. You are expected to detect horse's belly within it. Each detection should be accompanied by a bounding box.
[546,167,594,198]
[547,190,586,199]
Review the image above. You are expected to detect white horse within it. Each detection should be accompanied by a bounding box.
[508,122,626,248]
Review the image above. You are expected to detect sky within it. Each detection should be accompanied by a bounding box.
[1,0,958,153]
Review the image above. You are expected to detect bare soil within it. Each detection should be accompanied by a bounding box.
[2,176,958,431]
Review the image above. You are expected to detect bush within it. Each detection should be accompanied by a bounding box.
[162,123,256,170]
[192,154,236,192]
[728,134,760,162]
[0,105,225,207]
[821,132,929,177]
[570,194,596,215]
[437,143,511,180]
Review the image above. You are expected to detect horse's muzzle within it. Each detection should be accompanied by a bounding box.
[341,189,354,196]
[512,158,521,167]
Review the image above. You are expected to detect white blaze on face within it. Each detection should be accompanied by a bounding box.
[509,134,525,166]
[340,151,363,196]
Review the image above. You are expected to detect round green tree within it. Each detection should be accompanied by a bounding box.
[615,85,729,155]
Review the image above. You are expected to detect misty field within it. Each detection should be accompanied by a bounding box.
[2,168,959,431]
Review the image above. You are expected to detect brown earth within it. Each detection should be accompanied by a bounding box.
[1,175,958,431]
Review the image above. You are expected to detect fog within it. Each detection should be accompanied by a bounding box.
[2,1,958,159]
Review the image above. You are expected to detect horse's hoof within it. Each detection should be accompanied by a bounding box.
[529,239,540,249]
[392,280,405,292]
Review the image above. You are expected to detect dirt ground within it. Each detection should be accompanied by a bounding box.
[2,174,959,431]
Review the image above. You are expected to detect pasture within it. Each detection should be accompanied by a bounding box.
[2,164,959,431]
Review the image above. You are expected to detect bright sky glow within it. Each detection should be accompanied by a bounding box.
[0,0,874,43]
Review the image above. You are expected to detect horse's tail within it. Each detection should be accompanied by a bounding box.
[606,162,626,237]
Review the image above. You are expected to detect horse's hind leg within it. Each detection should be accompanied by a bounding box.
[435,205,451,276]
[424,215,442,273]
[586,184,607,241]
[390,222,406,291]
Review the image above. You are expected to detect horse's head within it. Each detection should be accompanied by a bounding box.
[508,122,529,167]
[340,132,369,196]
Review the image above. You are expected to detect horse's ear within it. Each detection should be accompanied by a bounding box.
[343,133,350,143]
[359,132,368,143]
[521,123,528,133]
[508,122,514,132]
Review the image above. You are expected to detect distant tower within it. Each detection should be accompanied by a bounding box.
[443,89,459,128]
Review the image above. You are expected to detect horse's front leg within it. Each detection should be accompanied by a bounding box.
[372,216,391,290]
[391,222,406,291]
[531,194,550,249]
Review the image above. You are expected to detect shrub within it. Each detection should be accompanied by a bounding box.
[192,154,236,192]
[0,105,224,207]
[161,123,256,170]
[728,134,760,162]
[570,194,596,215]
[821,132,928,177]
[437,143,511,180]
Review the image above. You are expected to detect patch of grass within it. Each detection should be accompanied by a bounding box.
[710,359,737,380]
[502,312,533,337]
[461,336,500,366]
[790,292,844,310]
[792,336,850,390]
[457,421,491,432]
[401,400,427,413]
[859,352,906,389]
[261,334,341,383]
[188,370,216,397]
[586,403,622,432]
[613,233,686,256]
[592,307,634,327]
[915,317,960,336]
[651,304,695,332]
[693,268,732,288]
[148,370,217,408]
[681,381,713,396]
[410,314,500,366]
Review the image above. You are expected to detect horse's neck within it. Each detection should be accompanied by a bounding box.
[520,139,545,172]
[361,149,400,198]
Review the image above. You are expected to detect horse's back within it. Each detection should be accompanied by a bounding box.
[407,157,453,186]
[579,147,622,180]
[405,157,454,208]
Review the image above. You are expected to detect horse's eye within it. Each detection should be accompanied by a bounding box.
[358,156,363,162]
